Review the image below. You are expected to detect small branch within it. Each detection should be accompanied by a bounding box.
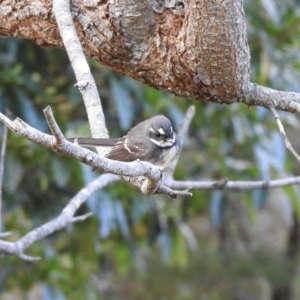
[18,253,41,262]
[0,174,119,260]
[52,0,108,142]
[177,105,196,141]
[44,106,65,145]
[0,122,8,233]
[167,176,300,190]
[165,105,195,178]
[70,212,93,223]
[243,83,300,113]
[270,106,300,163]
[157,185,192,199]
[0,232,12,238]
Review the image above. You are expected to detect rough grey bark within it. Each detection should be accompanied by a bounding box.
[0,0,249,102]
[1,0,299,111]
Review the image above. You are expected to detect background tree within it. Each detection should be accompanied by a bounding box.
[1,0,300,299]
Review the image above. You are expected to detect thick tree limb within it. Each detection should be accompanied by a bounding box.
[0,173,119,261]
[1,0,300,111]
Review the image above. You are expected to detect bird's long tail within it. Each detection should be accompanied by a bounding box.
[67,138,119,147]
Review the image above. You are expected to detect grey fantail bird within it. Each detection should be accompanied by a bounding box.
[68,115,181,168]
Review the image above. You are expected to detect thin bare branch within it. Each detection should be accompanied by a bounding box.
[0,232,11,238]
[0,112,154,177]
[52,0,108,142]
[177,105,196,141]
[71,212,93,223]
[156,185,192,199]
[270,106,300,163]
[0,122,8,233]
[167,176,300,190]
[44,106,65,144]
[0,173,118,260]
[165,105,196,178]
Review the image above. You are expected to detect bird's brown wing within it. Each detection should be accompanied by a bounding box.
[106,137,148,162]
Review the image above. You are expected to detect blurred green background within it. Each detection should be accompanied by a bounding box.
[1,0,300,299]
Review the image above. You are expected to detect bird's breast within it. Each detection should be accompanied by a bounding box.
[149,142,180,168]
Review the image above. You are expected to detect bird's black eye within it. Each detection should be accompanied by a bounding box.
[156,132,161,138]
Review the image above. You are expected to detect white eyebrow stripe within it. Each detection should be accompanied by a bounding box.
[150,127,155,133]
[158,128,165,135]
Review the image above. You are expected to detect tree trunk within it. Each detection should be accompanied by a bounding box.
[0,0,250,103]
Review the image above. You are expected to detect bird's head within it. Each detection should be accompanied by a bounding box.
[148,116,175,147]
